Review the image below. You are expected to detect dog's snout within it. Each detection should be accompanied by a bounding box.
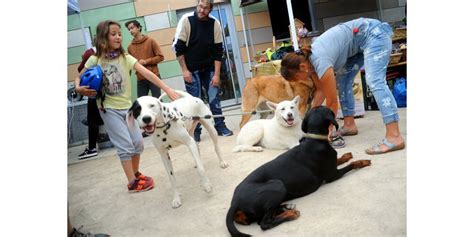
[287,112,293,118]
[142,116,152,124]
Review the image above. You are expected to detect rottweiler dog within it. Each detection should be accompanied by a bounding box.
[226,106,371,236]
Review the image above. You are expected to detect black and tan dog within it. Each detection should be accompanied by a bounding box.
[226,106,371,236]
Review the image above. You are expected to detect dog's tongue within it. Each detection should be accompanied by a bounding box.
[286,118,295,125]
[144,125,154,134]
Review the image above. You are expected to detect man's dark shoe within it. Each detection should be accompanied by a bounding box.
[194,131,201,142]
[216,126,233,137]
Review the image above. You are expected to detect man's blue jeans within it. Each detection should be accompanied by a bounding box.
[185,67,225,134]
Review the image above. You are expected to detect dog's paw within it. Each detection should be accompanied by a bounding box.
[253,146,263,152]
[339,152,353,160]
[220,161,229,169]
[202,181,212,193]
[351,159,372,169]
[171,198,182,209]
[283,203,296,210]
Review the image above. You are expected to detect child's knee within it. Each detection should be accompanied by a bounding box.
[134,139,144,154]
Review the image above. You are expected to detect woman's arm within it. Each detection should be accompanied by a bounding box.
[310,72,325,107]
[318,67,338,116]
[134,62,179,101]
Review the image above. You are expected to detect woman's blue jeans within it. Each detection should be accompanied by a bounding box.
[337,22,399,124]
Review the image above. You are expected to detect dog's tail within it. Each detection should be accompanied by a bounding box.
[226,205,251,237]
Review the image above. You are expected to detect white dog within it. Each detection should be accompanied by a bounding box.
[233,96,303,152]
[127,91,228,208]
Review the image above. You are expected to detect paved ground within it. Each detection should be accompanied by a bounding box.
[68,108,406,237]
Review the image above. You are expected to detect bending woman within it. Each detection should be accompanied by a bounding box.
[306,17,405,155]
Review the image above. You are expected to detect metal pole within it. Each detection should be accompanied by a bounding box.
[245,10,256,65]
[239,7,252,72]
[217,5,238,103]
[78,12,92,49]
[286,0,299,51]
[377,0,384,21]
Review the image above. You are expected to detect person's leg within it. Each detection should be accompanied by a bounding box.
[128,122,153,181]
[99,109,151,191]
[363,24,404,153]
[186,70,203,141]
[334,54,365,136]
[136,79,149,98]
[202,68,233,136]
[79,99,100,159]
[149,74,162,98]
[87,98,99,149]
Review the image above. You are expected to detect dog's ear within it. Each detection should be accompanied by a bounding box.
[129,100,141,120]
[266,101,277,111]
[301,113,309,133]
[326,109,339,131]
[126,111,137,132]
[292,95,300,106]
[127,100,141,131]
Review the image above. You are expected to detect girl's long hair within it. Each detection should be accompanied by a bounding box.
[280,46,312,80]
[94,20,126,58]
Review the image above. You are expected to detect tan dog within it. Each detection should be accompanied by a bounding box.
[239,74,314,128]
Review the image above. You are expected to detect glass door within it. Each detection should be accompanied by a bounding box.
[210,4,245,107]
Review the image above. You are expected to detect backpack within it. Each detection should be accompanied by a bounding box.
[392,77,407,107]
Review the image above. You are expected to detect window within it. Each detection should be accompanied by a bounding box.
[267,0,314,40]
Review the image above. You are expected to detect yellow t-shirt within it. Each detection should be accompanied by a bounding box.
[85,54,137,110]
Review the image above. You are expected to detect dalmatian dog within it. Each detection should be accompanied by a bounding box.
[233,96,303,152]
[127,90,228,208]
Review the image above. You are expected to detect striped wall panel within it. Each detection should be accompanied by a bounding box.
[134,0,230,16]
[148,27,177,46]
[234,11,271,32]
[68,64,81,82]
[68,28,92,48]
[239,42,274,64]
[237,26,273,48]
[231,0,268,16]
[160,45,177,62]
[144,12,171,31]
[78,0,130,12]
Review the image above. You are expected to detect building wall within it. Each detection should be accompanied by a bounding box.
[68,0,407,91]
[313,0,407,31]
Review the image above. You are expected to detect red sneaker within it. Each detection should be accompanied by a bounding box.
[128,178,154,193]
[135,171,154,183]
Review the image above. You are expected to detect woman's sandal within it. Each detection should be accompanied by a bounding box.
[330,135,346,149]
[365,138,405,155]
[331,126,358,138]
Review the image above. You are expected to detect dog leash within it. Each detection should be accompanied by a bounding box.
[182,109,274,120]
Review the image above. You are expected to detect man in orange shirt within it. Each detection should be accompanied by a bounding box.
[125,20,165,98]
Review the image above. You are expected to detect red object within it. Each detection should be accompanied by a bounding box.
[353,27,359,34]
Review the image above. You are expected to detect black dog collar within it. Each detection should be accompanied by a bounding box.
[156,122,170,129]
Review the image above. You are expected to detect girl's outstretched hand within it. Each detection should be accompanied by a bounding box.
[164,88,179,101]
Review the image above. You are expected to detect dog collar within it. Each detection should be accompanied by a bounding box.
[303,133,328,141]
[156,122,169,129]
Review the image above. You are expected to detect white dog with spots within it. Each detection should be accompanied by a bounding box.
[127,90,228,208]
[233,96,303,152]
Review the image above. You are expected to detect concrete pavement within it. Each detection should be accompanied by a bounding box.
[68,108,406,236]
